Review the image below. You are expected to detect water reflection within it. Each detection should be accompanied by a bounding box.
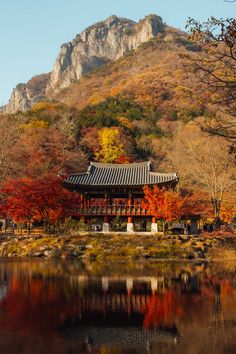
[0,260,235,353]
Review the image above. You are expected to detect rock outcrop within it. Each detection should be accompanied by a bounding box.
[4,73,50,113]
[4,14,164,112]
[47,14,164,92]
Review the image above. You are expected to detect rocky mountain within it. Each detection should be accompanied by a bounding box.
[47,14,164,92]
[53,25,200,116]
[4,14,165,113]
[4,73,50,113]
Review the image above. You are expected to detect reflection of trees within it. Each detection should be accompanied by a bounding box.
[0,262,235,354]
[141,275,235,335]
[0,276,82,334]
[210,284,225,354]
[208,281,233,354]
[142,290,184,329]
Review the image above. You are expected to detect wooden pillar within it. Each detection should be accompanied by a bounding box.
[128,192,133,206]
[127,192,134,232]
[84,194,88,208]
[105,193,109,205]
[87,196,91,208]
[104,216,109,224]
[82,194,87,209]
[80,193,84,206]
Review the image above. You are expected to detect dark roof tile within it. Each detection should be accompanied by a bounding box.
[64,161,178,187]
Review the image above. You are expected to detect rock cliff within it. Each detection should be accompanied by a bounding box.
[4,73,50,113]
[4,14,164,113]
[47,14,164,92]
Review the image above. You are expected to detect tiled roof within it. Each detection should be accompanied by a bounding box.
[64,161,178,187]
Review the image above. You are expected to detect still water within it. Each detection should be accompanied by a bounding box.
[0,259,235,354]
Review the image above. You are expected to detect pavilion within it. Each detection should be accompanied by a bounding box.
[63,161,179,232]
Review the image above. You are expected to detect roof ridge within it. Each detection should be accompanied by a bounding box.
[149,171,177,176]
[64,172,88,177]
[90,161,150,168]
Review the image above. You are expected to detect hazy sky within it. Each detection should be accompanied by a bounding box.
[0,0,235,105]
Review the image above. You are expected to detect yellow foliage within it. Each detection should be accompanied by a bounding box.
[174,85,192,96]
[88,92,104,105]
[95,128,125,163]
[22,120,49,130]
[31,101,58,113]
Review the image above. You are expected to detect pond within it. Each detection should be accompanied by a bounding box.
[0,259,235,354]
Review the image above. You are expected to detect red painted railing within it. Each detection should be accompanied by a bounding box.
[66,205,150,217]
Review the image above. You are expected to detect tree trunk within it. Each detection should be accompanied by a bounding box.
[212,198,221,230]
[162,220,166,238]
[28,219,31,235]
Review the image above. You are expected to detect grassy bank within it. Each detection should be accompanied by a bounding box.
[0,232,233,261]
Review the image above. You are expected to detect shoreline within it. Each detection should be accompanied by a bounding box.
[0,232,235,262]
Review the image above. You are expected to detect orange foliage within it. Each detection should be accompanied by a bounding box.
[220,207,236,223]
[143,186,185,223]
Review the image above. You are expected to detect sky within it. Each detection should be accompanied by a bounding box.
[0,0,235,105]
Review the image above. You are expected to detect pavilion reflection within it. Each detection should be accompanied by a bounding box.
[0,261,234,354]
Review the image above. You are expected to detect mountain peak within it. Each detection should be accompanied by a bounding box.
[105,15,120,24]
[5,14,166,113]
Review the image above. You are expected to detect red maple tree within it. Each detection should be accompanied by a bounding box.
[143,186,186,235]
[1,175,80,233]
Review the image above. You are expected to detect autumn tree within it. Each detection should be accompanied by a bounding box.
[2,175,80,233]
[186,17,236,142]
[12,125,87,178]
[0,114,21,187]
[143,186,186,235]
[162,124,236,227]
[182,191,213,220]
[158,122,193,191]
[79,127,100,159]
[2,178,38,233]
[80,126,136,163]
[27,101,78,138]
[95,127,126,163]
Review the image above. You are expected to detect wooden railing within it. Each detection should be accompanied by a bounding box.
[66,205,150,217]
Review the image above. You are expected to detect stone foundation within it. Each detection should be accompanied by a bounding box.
[151,223,158,233]
[102,223,111,232]
[127,223,134,232]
